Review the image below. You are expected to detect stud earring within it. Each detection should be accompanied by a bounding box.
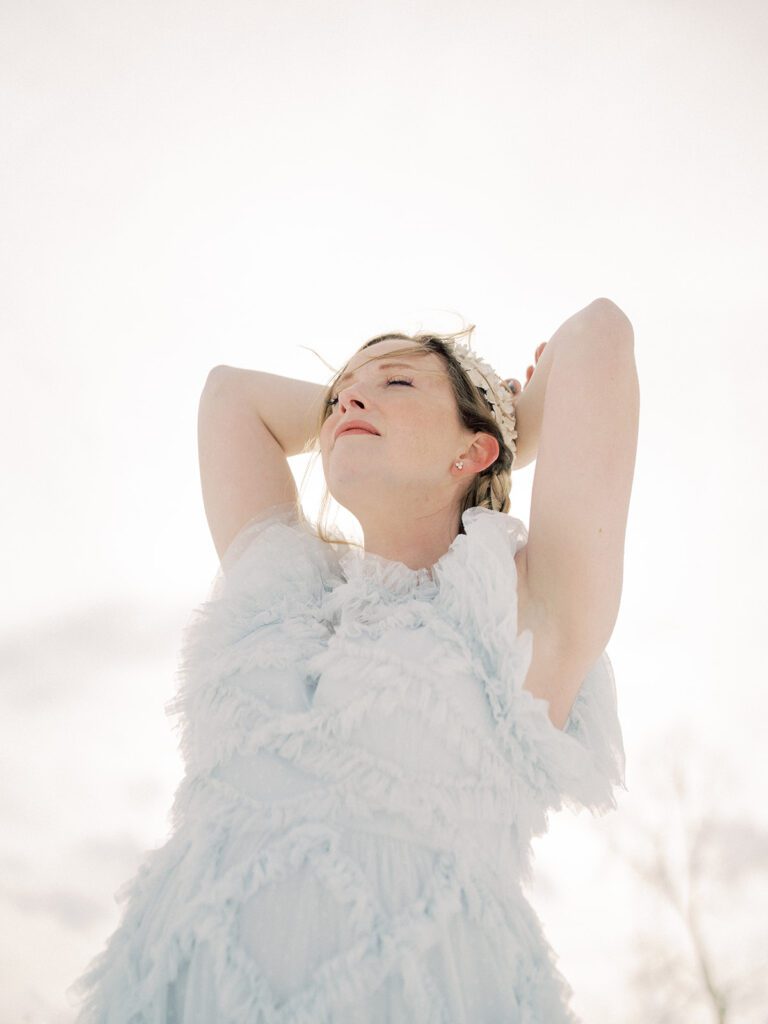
[455,460,464,470]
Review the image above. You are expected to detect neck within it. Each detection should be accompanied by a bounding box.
[357,504,460,571]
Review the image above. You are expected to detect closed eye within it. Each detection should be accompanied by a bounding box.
[326,376,413,408]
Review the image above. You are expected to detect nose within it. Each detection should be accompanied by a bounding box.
[338,384,367,413]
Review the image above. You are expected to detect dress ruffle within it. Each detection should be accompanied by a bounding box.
[67,501,625,1023]
[432,506,627,820]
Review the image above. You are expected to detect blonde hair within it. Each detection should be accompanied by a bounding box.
[299,325,514,550]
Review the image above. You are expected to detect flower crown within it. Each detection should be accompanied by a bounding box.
[443,336,518,466]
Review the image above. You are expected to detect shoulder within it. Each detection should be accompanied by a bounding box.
[214,501,343,604]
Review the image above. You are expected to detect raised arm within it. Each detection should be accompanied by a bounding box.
[197,366,327,562]
[512,298,639,727]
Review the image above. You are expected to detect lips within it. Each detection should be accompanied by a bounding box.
[335,420,380,441]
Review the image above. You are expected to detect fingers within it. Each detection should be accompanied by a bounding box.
[525,342,546,387]
[508,343,547,396]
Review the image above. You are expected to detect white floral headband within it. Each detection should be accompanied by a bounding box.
[443,337,518,466]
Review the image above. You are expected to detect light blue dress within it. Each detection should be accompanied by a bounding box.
[67,502,626,1023]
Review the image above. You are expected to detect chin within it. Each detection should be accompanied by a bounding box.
[328,476,382,510]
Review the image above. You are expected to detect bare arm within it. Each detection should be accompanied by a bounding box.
[209,366,328,456]
[511,300,607,470]
[516,299,638,728]
[198,367,329,561]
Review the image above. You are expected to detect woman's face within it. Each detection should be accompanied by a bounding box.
[319,339,479,523]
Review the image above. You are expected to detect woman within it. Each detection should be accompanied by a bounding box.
[68,298,639,1022]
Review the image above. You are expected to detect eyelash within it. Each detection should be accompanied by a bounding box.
[326,376,413,408]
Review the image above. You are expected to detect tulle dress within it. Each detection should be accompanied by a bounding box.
[67,501,626,1023]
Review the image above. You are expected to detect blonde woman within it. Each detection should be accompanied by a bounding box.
[68,298,639,1022]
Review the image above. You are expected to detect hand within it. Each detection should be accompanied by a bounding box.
[505,341,547,399]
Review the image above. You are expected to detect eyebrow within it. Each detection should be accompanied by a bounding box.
[334,360,422,391]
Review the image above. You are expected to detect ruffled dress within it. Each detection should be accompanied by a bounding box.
[67,502,626,1023]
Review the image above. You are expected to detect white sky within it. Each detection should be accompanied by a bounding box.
[2,0,767,1020]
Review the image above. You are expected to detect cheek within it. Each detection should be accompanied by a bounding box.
[400,410,454,461]
[319,417,333,449]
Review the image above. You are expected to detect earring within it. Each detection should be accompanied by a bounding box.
[455,460,464,470]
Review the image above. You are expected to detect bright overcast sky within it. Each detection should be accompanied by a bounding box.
[2,1,767,1021]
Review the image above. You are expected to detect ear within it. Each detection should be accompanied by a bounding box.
[463,431,500,474]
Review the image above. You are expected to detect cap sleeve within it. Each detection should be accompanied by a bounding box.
[435,505,627,820]
[219,501,304,571]
[209,501,341,602]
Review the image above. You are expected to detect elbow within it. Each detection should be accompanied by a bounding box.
[588,298,634,344]
[203,365,236,392]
